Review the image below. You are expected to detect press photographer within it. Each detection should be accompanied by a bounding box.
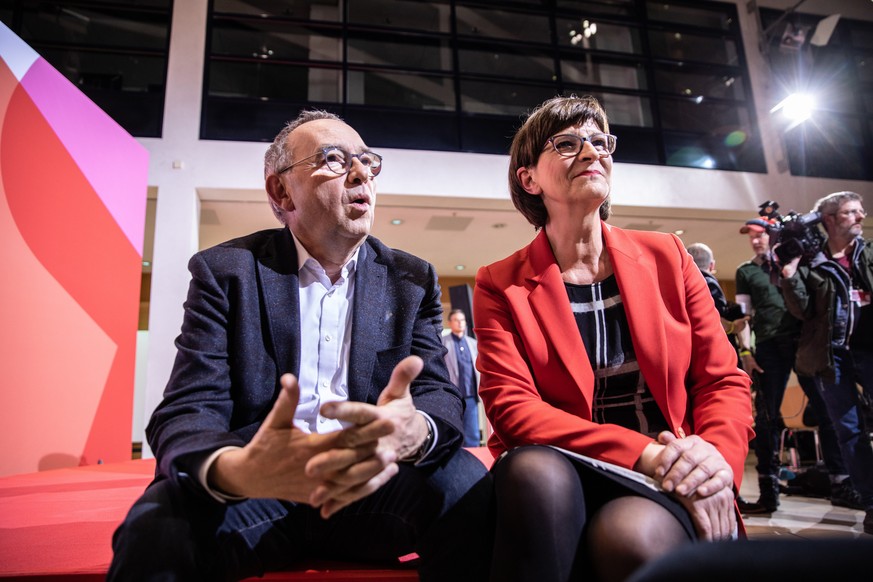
[778,191,873,536]
[734,211,851,514]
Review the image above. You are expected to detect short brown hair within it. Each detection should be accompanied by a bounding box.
[448,308,466,319]
[509,95,611,228]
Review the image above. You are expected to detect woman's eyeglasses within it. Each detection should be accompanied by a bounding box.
[545,133,617,157]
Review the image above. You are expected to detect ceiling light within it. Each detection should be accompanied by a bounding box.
[771,93,815,123]
[390,218,403,225]
[454,265,466,271]
[673,229,685,236]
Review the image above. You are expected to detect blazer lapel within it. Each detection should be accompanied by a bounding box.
[348,240,386,403]
[526,230,595,407]
[602,224,671,417]
[258,228,301,377]
[443,337,459,385]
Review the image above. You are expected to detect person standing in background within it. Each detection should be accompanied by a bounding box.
[780,191,873,535]
[735,219,856,514]
[686,242,748,356]
[442,309,481,447]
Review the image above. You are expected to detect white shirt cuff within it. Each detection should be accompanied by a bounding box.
[198,446,248,503]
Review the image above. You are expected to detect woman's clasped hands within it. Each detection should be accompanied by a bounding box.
[651,431,737,541]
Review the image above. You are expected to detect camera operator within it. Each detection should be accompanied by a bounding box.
[735,218,856,515]
[780,191,873,535]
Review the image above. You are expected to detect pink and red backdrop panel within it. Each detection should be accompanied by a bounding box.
[0,23,148,476]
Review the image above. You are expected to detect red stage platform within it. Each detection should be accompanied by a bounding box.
[0,449,494,581]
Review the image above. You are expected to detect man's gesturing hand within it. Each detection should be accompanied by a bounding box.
[321,355,427,462]
[209,373,398,516]
[314,356,428,516]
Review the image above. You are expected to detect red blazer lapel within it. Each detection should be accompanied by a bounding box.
[526,230,595,410]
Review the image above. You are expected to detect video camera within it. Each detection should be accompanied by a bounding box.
[757,200,825,265]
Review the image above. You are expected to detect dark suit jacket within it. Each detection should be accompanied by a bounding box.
[147,228,463,483]
[473,225,753,492]
[441,332,480,399]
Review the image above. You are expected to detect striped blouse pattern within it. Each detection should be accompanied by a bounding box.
[565,275,669,438]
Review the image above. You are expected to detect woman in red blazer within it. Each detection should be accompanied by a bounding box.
[474,95,754,582]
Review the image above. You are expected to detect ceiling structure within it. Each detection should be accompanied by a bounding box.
[144,185,871,286]
[189,192,795,283]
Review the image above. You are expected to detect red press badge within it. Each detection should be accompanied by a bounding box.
[851,288,871,307]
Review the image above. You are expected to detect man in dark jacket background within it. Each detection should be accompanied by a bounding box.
[734,219,853,514]
[780,191,873,535]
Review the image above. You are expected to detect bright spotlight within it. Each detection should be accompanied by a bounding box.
[771,93,815,123]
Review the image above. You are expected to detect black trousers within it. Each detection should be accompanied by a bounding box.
[108,448,492,582]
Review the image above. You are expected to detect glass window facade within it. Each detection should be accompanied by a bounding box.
[3,1,870,181]
[203,0,767,172]
[1,0,172,137]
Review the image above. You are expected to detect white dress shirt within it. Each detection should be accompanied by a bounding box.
[292,232,358,434]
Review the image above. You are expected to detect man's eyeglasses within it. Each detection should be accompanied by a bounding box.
[833,208,866,218]
[277,146,383,177]
[546,133,617,157]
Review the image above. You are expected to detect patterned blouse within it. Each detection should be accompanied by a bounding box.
[565,275,669,438]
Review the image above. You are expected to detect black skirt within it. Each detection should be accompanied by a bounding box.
[497,445,700,541]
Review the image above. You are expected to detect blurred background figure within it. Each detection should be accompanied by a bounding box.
[686,242,748,357]
[780,191,873,535]
[442,309,481,447]
[735,218,855,515]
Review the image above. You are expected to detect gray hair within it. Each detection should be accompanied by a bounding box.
[264,109,343,223]
[686,242,714,271]
[814,191,862,218]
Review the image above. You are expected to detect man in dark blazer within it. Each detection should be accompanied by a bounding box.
[109,111,491,581]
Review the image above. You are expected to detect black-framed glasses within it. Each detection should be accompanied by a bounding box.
[277,146,383,176]
[545,133,617,157]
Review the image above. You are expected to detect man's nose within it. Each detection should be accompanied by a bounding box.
[346,157,371,184]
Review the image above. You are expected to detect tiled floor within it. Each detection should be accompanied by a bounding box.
[739,454,868,540]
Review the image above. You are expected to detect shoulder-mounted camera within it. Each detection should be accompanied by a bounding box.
[757,200,824,265]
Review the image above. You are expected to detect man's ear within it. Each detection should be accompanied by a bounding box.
[266,174,293,212]
[517,166,542,195]
[822,213,836,230]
